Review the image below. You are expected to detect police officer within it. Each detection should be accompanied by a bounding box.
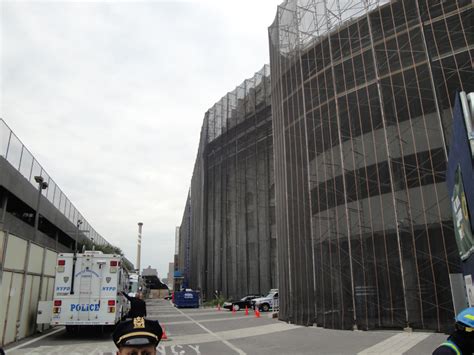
[113,316,163,355]
[433,307,474,354]
[122,291,147,318]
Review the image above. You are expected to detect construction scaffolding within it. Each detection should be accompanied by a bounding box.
[180,65,276,300]
[269,0,473,331]
[178,193,192,287]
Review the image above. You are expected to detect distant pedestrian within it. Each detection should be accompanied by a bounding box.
[433,307,474,354]
[113,316,163,355]
[122,291,147,318]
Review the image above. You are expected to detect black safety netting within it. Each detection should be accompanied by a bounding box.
[179,66,277,301]
[269,0,473,332]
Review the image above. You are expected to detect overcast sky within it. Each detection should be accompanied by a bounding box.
[0,0,282,278]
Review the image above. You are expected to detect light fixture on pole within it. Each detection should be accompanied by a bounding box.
[33,175,48,242]
[75,219,83,253]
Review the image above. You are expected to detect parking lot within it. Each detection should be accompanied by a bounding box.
[7,299,449,354]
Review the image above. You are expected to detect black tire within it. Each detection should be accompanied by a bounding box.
[262,303,270,312]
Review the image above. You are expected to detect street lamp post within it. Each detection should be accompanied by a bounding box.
[31,176,48,333]
[74,219,83,253]
[33,176,48,242]
[70,219,82,296]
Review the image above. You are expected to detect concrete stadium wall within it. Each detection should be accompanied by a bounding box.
[0,230,57,347]
[148,289,169,299]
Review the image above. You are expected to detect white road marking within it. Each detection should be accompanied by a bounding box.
[11,342,114,355]
[174,306,247,355]
[163,323,298,347]
[7,327,65,351]
[166,315,250,325]
[357,332,432,355]
[158,311,230,318]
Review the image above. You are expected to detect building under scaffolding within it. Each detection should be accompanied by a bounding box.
[269,0,473,331]
[178,194,191,288]
[179,66,276,300]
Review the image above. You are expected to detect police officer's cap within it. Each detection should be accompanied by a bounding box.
[113,317,163,348]
[455,307,474,330]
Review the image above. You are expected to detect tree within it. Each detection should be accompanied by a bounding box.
[79,241,134,271]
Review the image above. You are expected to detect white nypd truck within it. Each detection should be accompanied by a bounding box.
[37,250,130,333]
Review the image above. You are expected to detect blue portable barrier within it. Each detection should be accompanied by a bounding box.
[173,291,200,308]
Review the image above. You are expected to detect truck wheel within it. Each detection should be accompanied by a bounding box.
[262,303,270,312]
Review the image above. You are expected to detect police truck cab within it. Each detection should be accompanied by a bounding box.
[37,250,130,333]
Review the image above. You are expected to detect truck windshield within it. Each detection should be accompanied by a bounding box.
[130,281,139,293]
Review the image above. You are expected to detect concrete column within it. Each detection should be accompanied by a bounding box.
[0,231,8,288]
[0,194,8,225]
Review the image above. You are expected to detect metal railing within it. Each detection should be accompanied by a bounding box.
[0,118,107,246]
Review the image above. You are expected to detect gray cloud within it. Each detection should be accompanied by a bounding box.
[1,0,281,277]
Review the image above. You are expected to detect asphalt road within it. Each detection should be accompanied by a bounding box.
[6,299,447,354]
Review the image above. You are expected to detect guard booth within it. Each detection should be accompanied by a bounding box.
[173,270,184,292]
[446,91,474,312]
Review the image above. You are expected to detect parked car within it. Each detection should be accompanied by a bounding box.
[251,289,279,312]
[223,295,262,311]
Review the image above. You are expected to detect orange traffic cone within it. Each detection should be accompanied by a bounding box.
[232,305,236,314]
[245,306,249,316]
[161,324,169,341]
[255,308,260,318]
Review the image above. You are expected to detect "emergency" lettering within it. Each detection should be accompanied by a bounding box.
[71,304,100,312]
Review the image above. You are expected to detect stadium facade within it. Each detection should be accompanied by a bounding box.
[269,0,473,332]
[178,66,277,300]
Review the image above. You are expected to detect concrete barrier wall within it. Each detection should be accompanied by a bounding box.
[148,289,169,299]
[0,230,57,346]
